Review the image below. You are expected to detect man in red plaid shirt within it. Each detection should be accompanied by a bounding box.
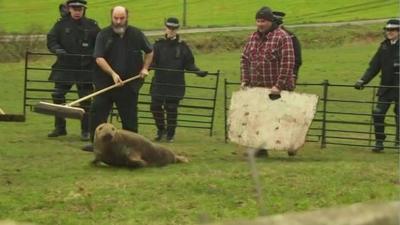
[240,6,295,94]
[240,6,296,157]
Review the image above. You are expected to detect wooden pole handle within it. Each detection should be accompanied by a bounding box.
[67,75,141,107]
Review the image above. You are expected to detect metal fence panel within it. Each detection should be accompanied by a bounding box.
[24,51,219,136]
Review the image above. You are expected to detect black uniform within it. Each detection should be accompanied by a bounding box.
[150,35,201,139]
[359,39,399,143]
[47,15,100,135]
[90,25,153,139]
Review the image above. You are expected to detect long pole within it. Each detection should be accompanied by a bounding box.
[182,0,187,27]
[247,148,267,216]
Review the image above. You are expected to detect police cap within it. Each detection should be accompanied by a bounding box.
[165,17,180,29]
[66,0,87,8]
[385,19,400,29]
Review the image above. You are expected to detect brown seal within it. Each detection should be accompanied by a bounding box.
[92,123,188,168]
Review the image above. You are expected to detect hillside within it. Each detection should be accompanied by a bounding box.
[0,0,397,33]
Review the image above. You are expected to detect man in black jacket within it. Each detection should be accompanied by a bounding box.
[150,17,207,142]
[47,0,100,141]
[273,11,302,82]
[81,6,153,152]
[354,19,400,152]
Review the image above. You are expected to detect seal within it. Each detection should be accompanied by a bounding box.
[92,123,188,168]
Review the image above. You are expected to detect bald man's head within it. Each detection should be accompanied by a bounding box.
[111,6,128,35]
[111,6,128,17]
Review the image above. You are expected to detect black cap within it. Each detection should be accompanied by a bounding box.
[66,0,87,8]
[385,19,400,29]
[255,6,275,22]
[273,11,285,25]
[165,17,180,29]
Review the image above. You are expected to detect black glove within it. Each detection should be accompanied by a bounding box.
[268,93,281,100]
[195,71,208,77]
[54,49,67,55]
[354,80,364,90]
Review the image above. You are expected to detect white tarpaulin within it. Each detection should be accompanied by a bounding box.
[228,87,319,151]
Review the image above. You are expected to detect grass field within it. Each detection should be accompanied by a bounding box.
[0,22,399,224]
[0,0,398,33]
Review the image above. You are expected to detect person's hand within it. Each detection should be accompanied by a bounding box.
[354,80,364,90]
[111,72,123,86]
[271,86,281,95]
[240,82,248,90]
[269,86,281,100]
[55,49,67,55]
[196,71,208,77]
[139,68,149,79]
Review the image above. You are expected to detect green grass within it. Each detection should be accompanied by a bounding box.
[0,0,398,33]
[0,24,399,225]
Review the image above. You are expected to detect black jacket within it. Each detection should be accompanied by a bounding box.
[93,25,153,91]
[150,35,199,99]
[361,39,399,97]
[291,33,302,77]
[282,27,302,77]
[47,16,100,82]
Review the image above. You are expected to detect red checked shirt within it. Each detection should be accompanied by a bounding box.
[240,28,295,90]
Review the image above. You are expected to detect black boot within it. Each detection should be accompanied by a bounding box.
[372,141,384,153]
[166,127,175,143]
[81,144,94,152]
[48,129,67,137]
[80,112,90,141]
[154,129,166,142]
[48,116,67,137]
[166,136,174,143]
[80,132,90,141]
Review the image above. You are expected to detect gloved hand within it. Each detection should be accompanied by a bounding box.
[240,82,248,90]
[55,49,67,55]
[354,80,365,90]
[195,71,208,77]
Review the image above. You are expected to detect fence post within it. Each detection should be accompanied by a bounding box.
[182,0,187,27]
[368,87,376,147]
[209,70,220,136]
[224,79,228,143]
[320,80,329,148]
[23,50,29,116]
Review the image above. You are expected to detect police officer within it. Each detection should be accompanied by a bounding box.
[150,17,207,142]
[81,6,153,152]
[273,11,302,81]
[354,19,400,152]
[47,0,100,141]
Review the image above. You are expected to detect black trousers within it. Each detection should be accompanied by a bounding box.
[51,82,92,132]
[150,96,180,138]
[90,86,139,141]
[372,93,399,142]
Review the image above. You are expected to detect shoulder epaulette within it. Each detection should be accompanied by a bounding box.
[178,39,187,45]
[56,17,67,23]
[155,37,168,43]
[86,18,98,25]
